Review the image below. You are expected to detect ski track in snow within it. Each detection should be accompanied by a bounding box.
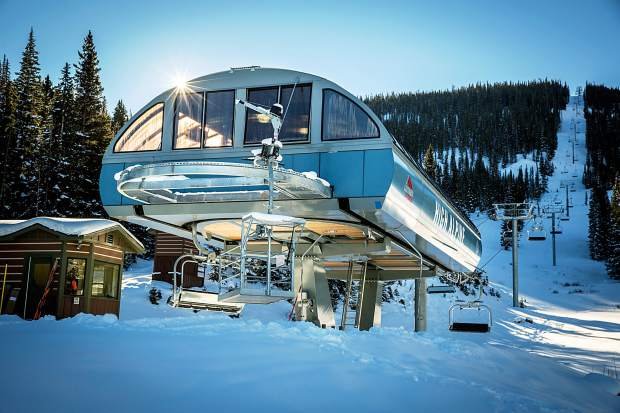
[0,96,619,413]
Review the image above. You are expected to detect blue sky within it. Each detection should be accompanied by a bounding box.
[1,0,619,113]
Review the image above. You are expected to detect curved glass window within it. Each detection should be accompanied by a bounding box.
[322,89,379,140]
[174,93,203,149]
[280,84,311,142]
[204,90,235,147]
[244,87,279,144]
[244,84,312,144]
[113,103,163,152]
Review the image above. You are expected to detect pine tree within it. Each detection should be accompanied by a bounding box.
[606,178,620,279]
[14,28,44,218]
[111,100,128,134]
[423,143,436,180]
[37,75,55,215]
[0,55,17,217]
[589,184,611,260]
[52,63,76,216]
[73,30,112,216]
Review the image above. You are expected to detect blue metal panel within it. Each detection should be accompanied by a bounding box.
[319,151,364,197]
[99,163,124,206]
[291,153,320,173]
[363,149,393,197]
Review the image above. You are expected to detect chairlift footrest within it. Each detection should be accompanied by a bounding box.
[450,322,490,333]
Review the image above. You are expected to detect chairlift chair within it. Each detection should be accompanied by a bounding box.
[551,221,562,234]
[449,300,492,333]
[502,229,513,245]
[448,274,492,333]
[527,222,546,241]
[217,212,305,304]
[427,285,456,294]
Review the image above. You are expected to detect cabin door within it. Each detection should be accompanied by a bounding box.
[24,256,56,319]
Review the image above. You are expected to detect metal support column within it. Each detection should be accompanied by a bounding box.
[414,278,427,332]
[493,204,531,309]
[552,212,557,266]
[293,258,335,328]
[358,269,383,331]
[512,217,519,307]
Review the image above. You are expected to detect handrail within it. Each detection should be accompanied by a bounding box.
[171,254,208,304]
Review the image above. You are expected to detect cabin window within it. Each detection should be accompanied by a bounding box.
[113,103,163,152]
[65,258,86,296]
[244,84,312,144]
[174,92,203,149]
[92,261,120,299]
[322,89,379,140]
[280,84,311,142]
[244,87,279,144]
[204,90,235,148]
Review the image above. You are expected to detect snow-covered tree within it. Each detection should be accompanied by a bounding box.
[52,62,77,216]
[606,179,620,279]
[588,184,610,261]
[0,55,17,217]
[423,143,436,180]
[14,29,44,218]
[35,75,55,215]
[72,30,112,216]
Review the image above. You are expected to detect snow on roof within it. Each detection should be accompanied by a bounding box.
[0,217,144,252]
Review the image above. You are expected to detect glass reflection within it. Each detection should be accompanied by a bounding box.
[322,90,379,140]
[204,90,234,147]
[244,87,278,144]
[175,93,203,149]
[280,84,311,142]
[114,103,163,152]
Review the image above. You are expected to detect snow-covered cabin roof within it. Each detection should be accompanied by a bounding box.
[0,217,144,253]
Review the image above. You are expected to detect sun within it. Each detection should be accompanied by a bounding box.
[171,72,188,91]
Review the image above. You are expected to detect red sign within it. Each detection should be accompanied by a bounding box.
[404,176,414,201]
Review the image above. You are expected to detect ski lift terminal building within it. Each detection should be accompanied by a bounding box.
[99,67,482,330]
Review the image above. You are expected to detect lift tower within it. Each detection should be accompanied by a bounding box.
[493,203,533,307]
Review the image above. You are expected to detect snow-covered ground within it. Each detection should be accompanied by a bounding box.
[1,96,619,413]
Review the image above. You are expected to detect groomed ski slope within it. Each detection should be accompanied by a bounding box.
[0,96,618,413]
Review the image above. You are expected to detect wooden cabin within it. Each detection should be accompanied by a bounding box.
[0,217,144,320]
[153,230,203,288]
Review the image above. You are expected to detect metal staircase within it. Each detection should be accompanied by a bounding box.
[339,260,368,330]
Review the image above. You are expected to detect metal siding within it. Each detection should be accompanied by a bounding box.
[99,163,124,205]
[320,151,364,197]
[363,149,393,197]
[291,153,320,174]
